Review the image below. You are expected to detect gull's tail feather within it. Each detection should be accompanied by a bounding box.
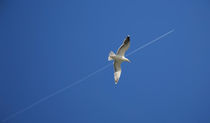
[108,51,115,61]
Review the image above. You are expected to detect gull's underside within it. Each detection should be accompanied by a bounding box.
[108,36,130,85]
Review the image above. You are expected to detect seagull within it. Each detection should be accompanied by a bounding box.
[108,35,131,85]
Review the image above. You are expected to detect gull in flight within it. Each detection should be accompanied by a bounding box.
[108,35,131,85]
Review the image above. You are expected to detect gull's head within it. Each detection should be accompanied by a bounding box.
[125,58,131,63]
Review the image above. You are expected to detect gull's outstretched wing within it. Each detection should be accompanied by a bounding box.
[116,36,130,56]
[114,60,122,84]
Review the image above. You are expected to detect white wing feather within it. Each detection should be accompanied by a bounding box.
[116,36,130,56]
[114,61,122,84]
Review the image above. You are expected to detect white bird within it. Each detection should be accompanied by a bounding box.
[108,35,131,85]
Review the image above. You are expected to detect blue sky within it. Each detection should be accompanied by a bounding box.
[1,0,210,123]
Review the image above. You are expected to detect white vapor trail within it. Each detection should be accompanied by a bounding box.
[127,29,174,56]
[2,29,174,122]
[2,63,112,122]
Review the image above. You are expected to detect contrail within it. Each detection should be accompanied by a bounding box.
[2,63,112,122]
[126,29,174,56]
[2,29,174,122]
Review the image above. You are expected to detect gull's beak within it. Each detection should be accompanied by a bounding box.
[128,60,131,63]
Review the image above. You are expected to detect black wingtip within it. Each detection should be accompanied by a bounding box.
[124,35,130,44]
[126,35,130,40]
[115,84,117,88]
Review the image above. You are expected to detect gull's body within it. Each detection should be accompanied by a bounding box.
[108,36,130,85]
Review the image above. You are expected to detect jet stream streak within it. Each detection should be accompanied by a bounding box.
[2,29,174,122]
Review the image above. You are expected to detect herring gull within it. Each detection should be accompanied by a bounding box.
[108,35,130,85]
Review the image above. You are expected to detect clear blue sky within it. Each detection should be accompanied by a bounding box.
[1,0,210,123]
